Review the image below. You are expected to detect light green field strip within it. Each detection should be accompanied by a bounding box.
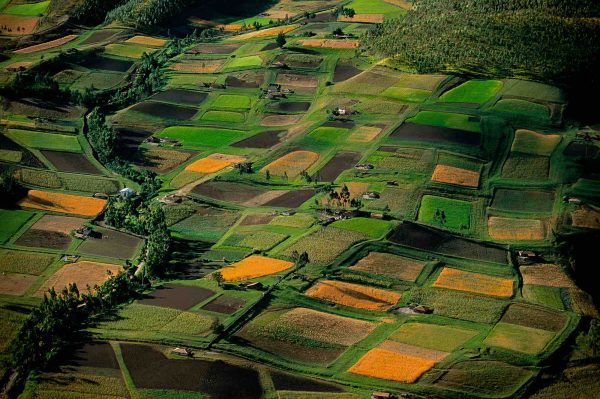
[4,0,49,15]
[5,129,81,152]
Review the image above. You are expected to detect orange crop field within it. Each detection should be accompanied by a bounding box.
[125,35,167,46]
[261,150,319,177]
[488,216,547,241]
[339,14,384,23]
[185,153,246,173]
[433,268,514,297]
[520,264,575,288]
[230,24,298,40]
[36,261,122,296]
[432,164,480,187]
[18,190,107,217]
[14,35,78,54]
[348,126,383,143]
[0,15,39,36]
[219,255,294,281]
[299,39,360,49]
[169,59,225,73]
[305,280,402,311]
[348,348,435,383]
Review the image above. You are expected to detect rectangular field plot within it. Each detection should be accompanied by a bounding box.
[511,129,561,156]
[18,190,107,217]
[390,123,480,148]
[77,54,134,72]
[261,150,320,177]
[151,89,208,105]
[40,150,101,175]
[502,153,550,180]
[137,284,215,310]
[200,110,245,123]
[169,58,226,73]
[129,101,198,120]
[439,80,503,105]
[157,126,245,148]
[169,207,239,242]
[330,218,393,238]
[488,217,547,241]
[223,55,263,70]
[104,43,157,59]
[408,111,481,133]
[313,152,361,182]
[348,348,435,383]
[350,252,425,281]
[219,255,294,281]
[262,188,316,208]
[305,280,402,311]
[493,99,551,121]
[417,195,472,231]
[388,322,478,352]
[0,209,34,243]
[270,370,345,393]
[36,261,122,296]
[77,227,142,259]
[185,153,245,173]
[282,227,368,264]
[432,164,480,187]
[212,94,252,109]
[6,129,81,152]
[432,267,514,297]
[484,322,555,354]
[491,189,555,213]
[231,130,285,148]
[520,264,575,288]
[0,250,54,275]
[500,303,568,332]
[0,273,37,296]
[236,306,376,364]
[201,295,246,314]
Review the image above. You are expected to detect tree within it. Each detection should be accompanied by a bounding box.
[265,170,271,180]
[340,185,350,207]
[213,271,224,287]
[276,32,287,48]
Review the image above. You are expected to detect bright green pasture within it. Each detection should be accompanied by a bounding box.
[5,129,81,152]
[522,285,564,310]
[408,111,481,133]
[200,110,245,123]
[388,322,479,352]
[493,99,551,120]
[223,55,263,70]
[346,0,405,14]
[0,209,34,243]
[212,94,252,109]
[104,43,156,59]
[306,127,349,147]
[330,217,393,238]
[4,1,49,15]
[439,80,503,104]
[418,195,472,230]
[157,126,245,148]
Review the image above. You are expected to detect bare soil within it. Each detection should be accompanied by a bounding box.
[137,283,215,310]
[130,101,198,120]
[201,295,246,314]
[263,188,316,208]
[40,150,102,175]
[313,152,361,182]
[232,130,284,148]
[391,122,481,147]
[15,229,71,250]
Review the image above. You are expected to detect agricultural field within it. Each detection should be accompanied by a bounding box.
[0,1,597,398]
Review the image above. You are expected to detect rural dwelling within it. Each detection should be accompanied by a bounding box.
[93,193,109,199]
[171,347,192,357]
[362,192,380,200]
[372,391,394,399]
[119,187,136,198]
[516,250,537,264]
[355,163,374,171]
[73,226,92,239]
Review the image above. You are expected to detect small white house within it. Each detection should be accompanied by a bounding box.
[119,187,136,198]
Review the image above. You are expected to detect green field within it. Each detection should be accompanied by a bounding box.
[493,99,551,120]
[306,127,349,147]
[346,0,406,15]
[408,111,481,133]
[212,94,252,109]
[418,195,472,230]
[200,110,245,123]
[4,0,50,15]
[0,209,34,243]
[439,80,503,104]
[157,126,245,148]
[330,217,394,238]
[5,129,81,152]
[382,87,431,102]
[104,43,156,59]
[223,55,263,70]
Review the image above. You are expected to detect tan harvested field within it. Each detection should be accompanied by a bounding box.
[276,73,319,88]
[348,348,435,383]
[14,35,78,54]
[432,164,480,187]
[0,273,37,296]
[231,24,298,40]
[126,35,166,46]
[511,129,561,156]
[0,15,39,36]
[241,190,289,207]
[396,73,445,90]
[260,114,302,126]
[571,206,600,229]
[520,264,575,288]
[278,307,377,346]
[569,288,600,318]
[350,252,425,281]
[378,340,448,362]
[433,267,514,297]
[348,126,383,143]
[18,190,107,217]
[339,14,384,23]
[185,153,246,173]
[261,150,319,177]
[36,261,122,296]
[299,39,360,49]
[29,214,86,234]
[383,0,414,9]
[306,280,402,311]
[488,216,547,241]
[137,148,192,173]
[322,182,369,206]
[169,58,225,73]
[4,61,32,71]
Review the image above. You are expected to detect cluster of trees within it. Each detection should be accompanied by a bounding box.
[73,0,126,25]
[2,71,72,102]
[363,0,600,94]
[105,0,196,30]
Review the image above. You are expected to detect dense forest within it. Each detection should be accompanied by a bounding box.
[363,0,600,106]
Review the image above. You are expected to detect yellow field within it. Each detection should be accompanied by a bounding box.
[4,61,32,71]
[299,39,360,49]
[219,255,294,281]
[169,59,225,73]
[348,126,382,143]
[230,24,298,40]
[36,261,122,296]
[339,14,384,23]
[261,150,319,177]
[348,348,435,383]
[571,206,600,229]
[125,35,166,46]
[433,267,514,297]
[520,264,575,288]
[322,182,369,206]
[18,190,107,217]
[185,153,246,173]
[431,164,480,187]
[306,280,402,311]
[488,216,547,241]
[14,35,77,54]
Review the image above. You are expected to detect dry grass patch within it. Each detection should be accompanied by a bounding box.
[231,24,298,40]
[18,190,107,217]
[322,182,368,206]
[511,129,561,156]
[571,206,600,229]
[433,268,513,297]
[276,73,318,88]
[29,214,86,234]
[282,227,367,264]
[219,255,293,281]
[261,150,319,177]
[348,348,435,383]
[14,34,77,54]
[260,114,302,126]
[185,153,245,173]
[484,323,555,354]
[488,216,547,241]
[169,58,225,73]
[350,252,425,281]
[348,126,382,143]
[0,273,37,296]
[339,14,384,23]
[432,164,480,188]
[569,288,600,318]
[0,15,39,36]
[299,39,360,49]
[378,340,448,361]
[306,280,402,311]
[36,261,122,296]
[126,35,166,46]
[388,323,478,352]
[520,264,575,288]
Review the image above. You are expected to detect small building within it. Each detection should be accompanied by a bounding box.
[61,255,80,263]
[362,192,380,200]
[372,392,394,399]
[387,181,399,186]
[270,61,287,69]
[93,192,109,199]
[171,347,192,357]
[145,136,160,144]
[73,226,92,239]
[281,210,296,216]
[119,187,136,198]
[161,195,183,204]
[210,83,226,89]
[355,164,374,171]
[159,137,178,144]
[516,250,537,264]
[267,83,281,93]
[370,213,385,219]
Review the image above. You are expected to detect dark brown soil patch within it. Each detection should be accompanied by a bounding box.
[77,228,142,259]
[225,75,262,88]
[80,30,120,46]
[334,62,361,82]
[270,370,345,392]
[275,54,323,69]
[312,12,337,22]
[272,101,311,112]
[121,343,262,398]
[130,101,198,120]
[391,122,481,147]
[69,342,119,369]
[261,42,279,51]
[187,43,241,54]
[116,127,153,153]
[138,283,215,310]
[502,153,549,180]
[564,142,599,158]
[389,222,508,264]
[491,189,555,213]
[151,89,208,105]
[15,229,71,250]
[202,295,246,314]
[240,213,275,226]
[323,120,355,129]
[378,145,399,153]
[192,181,264,204]
[313,152,361,182]
[78,54,133,72]
[500,303,567,332]
[40,150,102,175]
[263,189,316,208]
[231,130,284,148]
